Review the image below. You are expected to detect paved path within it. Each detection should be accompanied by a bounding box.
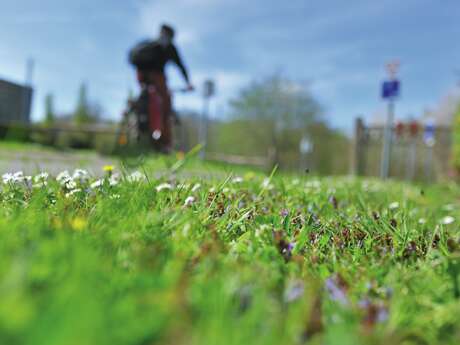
[0,145,230,180]
[0,148,116,176]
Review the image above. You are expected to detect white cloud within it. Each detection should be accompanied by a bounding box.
[2,0,453,130]
[135,0,254,115]
[136,0,231,45]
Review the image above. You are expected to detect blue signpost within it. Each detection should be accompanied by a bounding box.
[380,61,400,179]
[424,121,435,147]
[424,119,436,181]
[381,80,400,99]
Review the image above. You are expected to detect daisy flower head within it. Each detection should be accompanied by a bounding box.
[156,183,173,192]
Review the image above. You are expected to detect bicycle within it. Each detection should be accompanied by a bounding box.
[116,85,191,154]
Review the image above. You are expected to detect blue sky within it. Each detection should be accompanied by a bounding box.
[1,0,459,131]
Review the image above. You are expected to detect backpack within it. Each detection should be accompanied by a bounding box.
[128,40,160,69]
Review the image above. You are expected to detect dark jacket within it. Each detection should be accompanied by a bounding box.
[130,39,189,83]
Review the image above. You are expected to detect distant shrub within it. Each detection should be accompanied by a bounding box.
[93,133,117,155]
[3,124,31,142]
[55,131,93,149]
[30,127,57,146]
[452,104,460,174]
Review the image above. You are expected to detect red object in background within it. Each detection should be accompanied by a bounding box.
[136,70,169,143]
[147,86,163,140]
[395,122,405,137]
[409,121,419,137]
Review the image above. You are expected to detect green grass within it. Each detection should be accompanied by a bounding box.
[0,140,58,153]
[1,159,460,345]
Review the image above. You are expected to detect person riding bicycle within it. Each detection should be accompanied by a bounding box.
[129,24,193,152]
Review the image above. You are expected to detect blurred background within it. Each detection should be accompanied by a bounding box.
[1,0,460,180]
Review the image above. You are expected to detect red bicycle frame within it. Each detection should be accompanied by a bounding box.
[146,85,163,140]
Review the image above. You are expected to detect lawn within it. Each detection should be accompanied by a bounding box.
[1,157,460,345]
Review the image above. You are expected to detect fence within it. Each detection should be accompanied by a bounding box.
[0,121,273,169]
[205,152,271,169]
[352,117,452,182]
[0,121,117,150]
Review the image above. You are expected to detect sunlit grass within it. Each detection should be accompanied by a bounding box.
[1,160,460,345]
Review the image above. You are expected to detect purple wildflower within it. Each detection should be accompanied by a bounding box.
[377,306,389,323]
[284,281,304,303]
[358,298,371,309]
[329,195,338,209]
[280,209,289,217]
[325,275,349,306]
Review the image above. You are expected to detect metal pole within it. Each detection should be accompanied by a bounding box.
[406,137,417,181]
[380,99,394,179]
[425,145,433,182]
[353,117,366,175]
[199,79,215,159]
[199,95,209,159]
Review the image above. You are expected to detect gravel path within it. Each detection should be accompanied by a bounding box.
[0,148,116,176]
[0,146,230,180]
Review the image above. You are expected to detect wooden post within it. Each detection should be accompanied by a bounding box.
[352,117,366,175]
[267,146,277,172]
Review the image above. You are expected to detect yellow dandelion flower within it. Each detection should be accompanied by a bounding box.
[103,165,114,172]
[71,217,87,232]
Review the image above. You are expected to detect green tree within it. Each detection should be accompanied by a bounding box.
[228,74,322,166]
[73,83,104,125]
[44,93,55,125]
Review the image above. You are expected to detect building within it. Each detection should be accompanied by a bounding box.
[0,78,33,124]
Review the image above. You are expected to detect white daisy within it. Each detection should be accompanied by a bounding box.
[12,171,25,183]
[56,171,72,185]
[65,188,81,198]
[184,196,196,206]
[2,173,13,184]
[109,174,120,186]
[90,179,104,189]
[127,171,145,182]
[72,170,89,184]
[418,218,427,224]
[156,183,173,192]
[232,176,243,184]
[33,172,49,183]
[441,216,455,225]
[191,183,201,192]
[389,202,400,210]
[65,180,77,190]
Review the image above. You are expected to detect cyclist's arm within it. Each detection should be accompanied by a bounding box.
[170,45,190,84]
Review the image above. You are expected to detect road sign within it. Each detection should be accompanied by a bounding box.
[299,136,312,154]
[386,60,400,78]
[409,121,419,137]
[380,59,401,179]
[424,121,436,147]
[381,80,400,99]
[203,79,215,98]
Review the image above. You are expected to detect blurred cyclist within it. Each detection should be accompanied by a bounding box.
[129,23,193,152]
